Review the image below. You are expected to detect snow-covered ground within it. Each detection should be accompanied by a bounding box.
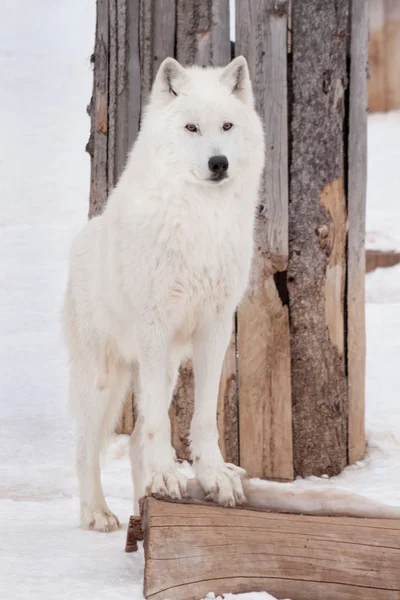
[0,2,399,600]
[366,111,400,251]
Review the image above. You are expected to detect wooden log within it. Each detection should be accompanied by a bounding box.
[347,0,368,464]
[366,250,400,273]
[141,496,400,600]
[236,0,293,481]
[288,0,349,477]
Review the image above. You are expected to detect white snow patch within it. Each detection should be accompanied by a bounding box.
[366,110,400,251]
[0,2,399,600]
[366,263,400,303]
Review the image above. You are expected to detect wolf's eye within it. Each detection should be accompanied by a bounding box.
[222,122,233,131]
[185,124,198,133]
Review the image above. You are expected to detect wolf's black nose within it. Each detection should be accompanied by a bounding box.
[208,155,229,175]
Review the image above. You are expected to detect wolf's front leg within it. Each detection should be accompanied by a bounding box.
[131,330,187,507]
[191,311,246,506]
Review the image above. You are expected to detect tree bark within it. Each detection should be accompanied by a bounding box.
[288,0,349,477]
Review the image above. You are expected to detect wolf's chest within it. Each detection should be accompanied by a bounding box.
[160,214,248,308]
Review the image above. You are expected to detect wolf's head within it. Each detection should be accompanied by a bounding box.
[140,57,264,189]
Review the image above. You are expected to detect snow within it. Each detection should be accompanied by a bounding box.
[366,110,400,251]
[0,2,399,599]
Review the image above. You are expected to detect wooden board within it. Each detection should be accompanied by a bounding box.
[347,0,368,464]
[141,497,400,600]
[87,0,109,218]
[236,0,293,481]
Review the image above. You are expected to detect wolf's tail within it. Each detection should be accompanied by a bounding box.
[187,477,400,518]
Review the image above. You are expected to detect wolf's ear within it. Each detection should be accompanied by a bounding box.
[152,57,189,104]
[220,56,253,105]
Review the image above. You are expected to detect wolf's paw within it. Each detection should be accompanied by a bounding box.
[145,463,188,500]
[196,461,247,507]
[81,507,121,532]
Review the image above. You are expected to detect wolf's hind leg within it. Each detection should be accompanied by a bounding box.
[71,358,131,531]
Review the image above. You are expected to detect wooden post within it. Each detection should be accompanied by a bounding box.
[348,0,368,464]
[288,1,349,477]
[87,0,367,478]
[236,0,293,481]
[235,0,367,479]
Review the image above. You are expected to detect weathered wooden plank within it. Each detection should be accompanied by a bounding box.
[109,0,141,435]
[236,0,293,480]
[142,497,400,600]
[176,0,230,66]
[288,0,349,477]
[89,0,109,217]
[139,0,176,109]
[347,0,368,464]
[153,0,176,75]
[170,0,234,462]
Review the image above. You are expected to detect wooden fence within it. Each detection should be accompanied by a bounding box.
[88,0,367,481]
[368,0,400,112]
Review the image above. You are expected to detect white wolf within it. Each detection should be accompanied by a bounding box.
[64,56,400,533]
[63,56,264,531]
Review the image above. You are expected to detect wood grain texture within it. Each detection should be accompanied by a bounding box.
[368,0,400,112]
[236,0,293,480]
[170,361,195,462]
[347,0,368,464]
[88,0,109,218]
[140,0,176,107]
[288,0,349,477]
[142,497,400,600]
[176,0,230,66]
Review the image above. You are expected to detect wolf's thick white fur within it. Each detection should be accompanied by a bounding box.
[63,56,264,531]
